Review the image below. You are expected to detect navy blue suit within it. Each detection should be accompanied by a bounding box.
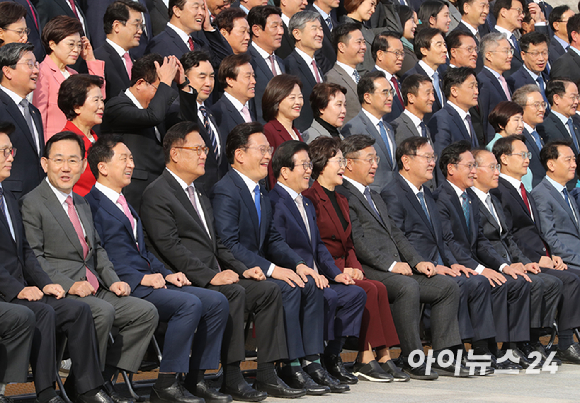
[270,184,366,343]
[86,185,227,373]
[212,170,325,360]
[506,66,548,102]
[304,3,336,75]
[401,63,445,123]
[522,127,545,188]
[537,111,580,155]
[248,45,286,124]
[94,41,132,100]
[211,94,256,139]
[490,27,523,76]
[549,36,567,66]
[477,67,510,144]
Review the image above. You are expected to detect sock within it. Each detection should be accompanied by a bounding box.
[224,362,244,388]
[303,354,322,370]
[530,328,541,344]
[507,342,518,351]
[256,362,278,384]
[155,373,177,389]
[37,387,58,403]
[559,329,574,351]
[80,387,99,398]
[325,338,345,357]
[102,365,118,383]
[472,339,491,354]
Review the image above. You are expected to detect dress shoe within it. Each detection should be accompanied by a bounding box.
[508,347,539,369]
[278,366,329,395]
[103,381,134,403]
[220,380,267,402]
[518,343,549,368]
[489,353,522,371]
[460,354,494,375]
[323,353,358,384]
[0,396,14,403]
[556,343,580,364]
[188,380,232,403]
[352,360,393,382]
[380,360,410,382]
[304,364,350,393]
[76,390,115,403]
[253,377,307,398]
[401,360,438,380]
[530,342,562,366]
[150,381,204,403]
[431,359,471,377]
[35,397,65,403]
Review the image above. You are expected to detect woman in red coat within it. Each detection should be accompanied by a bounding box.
[57,74,104,196]
[303,137,409,382]
[262,74,304,189]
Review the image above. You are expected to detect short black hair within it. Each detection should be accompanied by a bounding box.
[396,136,431,170]
[439,140,471,177]
[446,29,475,51]
[103,0,146,35]
[414,27,443,60]
[341,134,376,158]
[357,70,386,105]
[130,53,163,86]
[225,122,264,164]
[371,31,402,62]
[546,78,573,106]
[442,66,476,98]
[0,121,15,136]
[87,134,125,179]
[309,136,341,180]
[162,121,200,164]
[272,140,309,179]
[492,134,526,166]
[180,50,212,74]
[44,131,86,159]
[520,31,548,53]
[540,140,573,171]
[567,10,580,43]
[457,0,477,15]
[247,5,281,36]
[401,74,432,105]
[493,0,519,20]
[549,5,571,32]
[216,7,247,33]
[58,74,104,121]
[218,53,252,88]
[331,22,362,55]
[0,42,34,81]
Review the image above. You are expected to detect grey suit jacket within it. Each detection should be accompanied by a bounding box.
[325,64,361,123]
[530,177,580,268]
[392,111,431,145]
[342,110,397,192]
[302,119,343,144]
[20,180,120,292]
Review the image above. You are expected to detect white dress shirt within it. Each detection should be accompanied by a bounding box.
[252,42,282,76]
[500,173,534,221]
[403,109,424,134]
[167,22,192,48]
[0,85,41,154]
[46,178,86,237]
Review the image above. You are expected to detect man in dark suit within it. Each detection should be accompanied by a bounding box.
[215,7,248,59]
[270,140,367,386]
[490,134,580,365]
[284,10,325,132]
[0,0,44,61]
[273,0,305,60]
[372,32,405,123]
[247,6,286,124]
[512,84,547,187]
[336,134,464,379]
[145,0,169,37]
[490,0,524,76]
[381,137,498,371]
[94,0,147,99]
[0,43,44,200]
[85,133,263,403]
[537,79,580,156]
[212,122,316,398]
[392,74,434,145]
[20,132,159,403]
[305,0,337,74]
[548,5,573,65]
[453,0,491,45]
[342,71,397,192]
[401,28,448,123]
[551,13,580,83]
[211,54,257,137]
[506,32,549,103]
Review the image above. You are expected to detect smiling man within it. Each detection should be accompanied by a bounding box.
[392,74,434,145]
[492,0,524,75]
[447,30,478,69]
[372,31,405,123]
[216,7,251,55]
[506,32,549,101]
[454,0,490,44]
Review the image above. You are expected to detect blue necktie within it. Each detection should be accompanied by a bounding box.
[254,184,261,225]
[461,191,470,233]
[352,69,360,84]
[326,16,333,31]
[419,122,428,138]
[530,129,542,151]
[364,186,383,224]
[378,121,393,166]
[536,76,549,105]
[567,118,580,152]
[510,34,521,55]
[432,71,444,106]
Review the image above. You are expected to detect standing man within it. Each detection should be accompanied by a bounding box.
[548,5,574,65]
[274,0,307,59]
[453,0,490,45]
[506,32,549,103]
[491,0,524,76]
[305,0,338,74]
[447,31,478,69]
[391,74,434,145]
[551,13,580,83]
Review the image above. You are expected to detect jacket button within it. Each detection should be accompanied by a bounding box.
[394,253,398,257]
[331,235,336,240]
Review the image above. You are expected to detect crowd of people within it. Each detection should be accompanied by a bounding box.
[3,0,580,403]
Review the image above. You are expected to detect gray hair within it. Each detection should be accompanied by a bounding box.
[0,42,34,80]
[512,84,542,107]
[480,32,508,56]
[289,10,321,35]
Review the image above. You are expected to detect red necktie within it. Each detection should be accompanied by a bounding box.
[68,0,79,19]
[312,60,322,83]
[391,76,403,105]
[519,182,531,214]
[188,37,195,51]
[24,0,39,30]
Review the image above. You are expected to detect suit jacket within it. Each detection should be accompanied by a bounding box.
[551,48,580,84]
[302,181,362,272]
[0,0,44,61]
[549,36,567,66]
[20,180,121,292]
[342,109,397,192]
[339,16,379,75]
[304,3,336,75]
[325,63,361,123]
[94,41,132,99]
[381,173,456,266]
[537,111,580,155]
[371,0,403,32]
[401,63,445,122]
[145,0,169,37]
[433,180,507,270]
[302,119,343,144]
[506,66,547,96]
[211,169,303,274]
[522,126,545,188]
[248,44,286,124]
[275,21,294,60]
[0,186,52,302]
[0,89,44,200]
[335,179,423,281]
[263,119,303,189]
[210,93,255,140]
[269,184,341,279]
[392,111,431,144]
[428,103,476,157]
[531,178,580,267]
[477,67,510,143]
[140,170,248,286]
[146,25,220,65]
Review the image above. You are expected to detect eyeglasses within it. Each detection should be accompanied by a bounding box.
[508,152,532,160]
[563,94,580,101]
[295,161,313,171]
[477,163,501,171]
[328,157,347,167]
[15,60,39,70]
[490,48,514,55]
[174,146,209,155]
[510,7,524,15]
[524,101,547,110]
[352,156,380,165]
[147,81,158,90]
[455,162,477,170]
[410,153,438,163]
[2,27,30,37]
[245,145,274,156]
[122,20,145,32]
[47,157,81,167]
[385,50,405,58]
[65,42,83,51]
[375,89,395,97]
[456,46,479,53]
[524,51,549,58]
[0,147,16,158]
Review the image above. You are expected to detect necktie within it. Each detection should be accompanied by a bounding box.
[461,191,470,233]
[187,186,211,238]
[475,30,481,44]
[536,76,549,105]
[296,194,318,273]
[364,186,383,223]
[465,114,478,146]
[241,105,252,123]
[312,60,322,83]
[432,71,444,106]
[65,196,99,291]
[68,0,79,18]
[562,188,579,224]
[499,75,511,100]
[117,194,135,232]
[24,0,39,30]
[326,16,333,31]
[122,52,133,79]
[19,99,40,155]
[352,69,360,84]
[268,54,278,76]
[0,188,14,241]
[567,118,580,152]
[254,185,261,225]
[419,121,428,138]
[390,76,403,105]
[530,129,543,150]
[188,37,195,51]
[519,182,531,215]
[378,121,393,166]
[510,34,521,55]
[417,191,431,221]
[485,194,500,228]
[199,105,219,161]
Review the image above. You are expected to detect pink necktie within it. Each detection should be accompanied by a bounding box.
[312,60,322,83]
[499,75,511,101]
[268,54,278,76]
[118,195,134,231]
[241,105,252,122]
[65,196,99,291]
[123,52,133,79]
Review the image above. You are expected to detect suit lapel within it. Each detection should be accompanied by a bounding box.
[447,105,471,142]
[545,181,579,230]
[0,91,39,152]
[294,53,317,87]
[501,177,532,219]
[402,114,420,137]
[313,183,350,250]
[167,26,190,55]
[334,65,357,97]
[74,194,94,251]
[1,192,17,248]
[401,179,435,236]
[479,197,501,232]
[224,97,245,126]
[94,188,136,243]
[105,42,130,82]
[230,171,261,241]
[443,181,470,237]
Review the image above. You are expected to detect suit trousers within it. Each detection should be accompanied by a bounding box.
[0,302,35,383]
[455,274,496,342]
[268,277,325,360]
[364,269,461,355]
[12,296,103,394]
[544,267,580,331]
[145,285,228,372]
[322,284,366,341]
[528,273,562,329]
[67,289,158,373]
[208,279,287,365]
[490,276,530,343]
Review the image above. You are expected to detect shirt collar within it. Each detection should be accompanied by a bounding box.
[106,38,127,57]
[295,47,314,65]
[524,122,535,133]
[523,65,540,80]
[484,66,503,79]
[224,91,247,113]
[362,108,382,126]
[461,20,478,35]
[447,180,466,199]
[0,85,24,105]
[500,173,522,190]
[281,13,290,28]
[95,182,122,204]
[569,45,580,57]
[336,61,356,80]
[277,181,300,200]
[545,175,565,193]
[551,109,570,125]
[167,22,192,46]
[312,4,330,20]
[470,185,490,204]
[374,65,394,81]
[45,177,73,206]
[240,4,250,15]
[554,35,569,50]
[342,175,367,196]
[494,25,513,37]
[233,168,260,194]
[166,167,192,190]
[252,41,274,58]
[448,101,470,119]
[418,60,436,78]
[400,173,422,195]
[403,109,423,128]
[125,88,144,109]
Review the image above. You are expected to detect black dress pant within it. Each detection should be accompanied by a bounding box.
[0,301,35,384]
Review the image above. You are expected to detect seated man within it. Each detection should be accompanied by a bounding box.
[20,132,159,403]
[270,141,368,385]
[85,134,231,403]
[336,134,463,379]
[212,122,324,398]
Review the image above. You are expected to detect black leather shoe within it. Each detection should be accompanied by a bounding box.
[431,357,470,378]
[0,396,15,403]
[188,380,232,403]
[489,353,522,371]
[278,366,329,395]
[380,360,410,382]
[253,377,307,399]
[150,381,204,403]
[401,360,438,380]
[323,354,358,384]
[352,360,393,382]
[77,390,115,403]
[220,380,267,402]
[509,347,539,369]
[304,364,349,393]
[556,343,580,364]
[103,381,134,403]
[35,397,65,403]
[530,342,561,366]
[460,354,494,375]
